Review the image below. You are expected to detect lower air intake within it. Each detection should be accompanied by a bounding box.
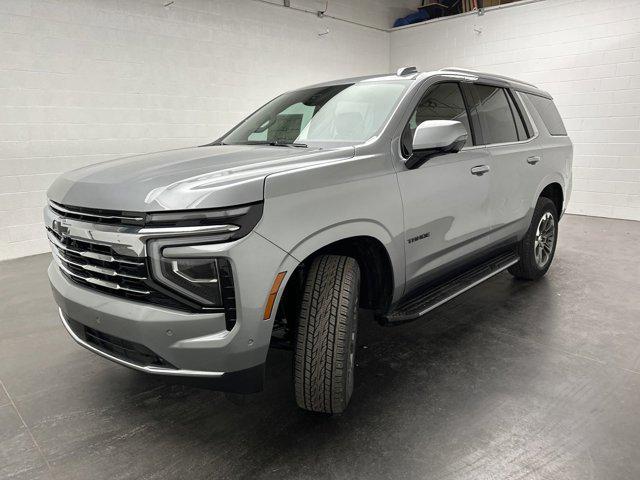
[67,318,176,369]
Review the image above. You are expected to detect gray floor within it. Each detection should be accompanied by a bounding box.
[1,214,639,480]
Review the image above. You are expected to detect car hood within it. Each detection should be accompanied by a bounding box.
[47,145,354,211]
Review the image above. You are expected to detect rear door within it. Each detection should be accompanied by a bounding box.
[394,81,494,293]
[519,91,571,215]
[465,83,537,242]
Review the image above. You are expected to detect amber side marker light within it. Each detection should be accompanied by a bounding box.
[263,271,287,320]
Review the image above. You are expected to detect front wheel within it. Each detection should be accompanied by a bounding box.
[294,255,360,414]
[509,196,558,280]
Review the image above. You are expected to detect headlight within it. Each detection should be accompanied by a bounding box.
[145,203,260,311]
[158,257,223,306]
[144,202,263,239]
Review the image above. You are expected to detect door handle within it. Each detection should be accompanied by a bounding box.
[470,165,490,176]
[527,156,540,165]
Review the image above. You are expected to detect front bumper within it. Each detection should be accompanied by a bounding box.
[57,306,223,377]
[48,229,298,388]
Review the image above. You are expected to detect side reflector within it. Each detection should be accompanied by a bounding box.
[263,271,286,320]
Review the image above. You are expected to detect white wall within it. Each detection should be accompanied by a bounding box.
[0,0,391,261]
[391,0,640,221]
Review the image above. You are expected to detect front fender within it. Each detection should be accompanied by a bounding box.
[256,155,407,304]
[257,219,406,305]
[286,219,392,262]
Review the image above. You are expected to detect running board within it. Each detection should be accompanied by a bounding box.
[383,251,520,324]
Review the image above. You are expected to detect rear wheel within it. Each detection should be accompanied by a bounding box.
[509,196,558,280]
[294,255,360,414]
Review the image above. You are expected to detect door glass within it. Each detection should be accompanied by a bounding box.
[407,82,472,148]
[505,91,528,141]
[471,85,519,144]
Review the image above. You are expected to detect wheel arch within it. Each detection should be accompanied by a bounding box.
[298,235,395,312]
[275,222,401,321]
[533,174,566,218]
[539,182,564,218]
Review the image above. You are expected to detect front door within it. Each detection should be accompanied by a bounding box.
[394,81,494,293]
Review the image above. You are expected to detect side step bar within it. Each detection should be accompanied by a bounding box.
[383,251,520,324]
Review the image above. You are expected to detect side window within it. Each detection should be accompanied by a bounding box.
[403,82,472,155]
[505,90,528,141]
[470,85,519,145]
[525,93,567,136]
[513,91,535,137]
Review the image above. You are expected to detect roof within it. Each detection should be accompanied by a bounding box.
[436,67,551,97]
[301,72,412,89]
[298,67,551,98]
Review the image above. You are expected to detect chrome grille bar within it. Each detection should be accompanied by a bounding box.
[52,244,147,281]
[46,230,144,266]
[138,224,239,235]
[49,201,144,223]
[51,254,151,295]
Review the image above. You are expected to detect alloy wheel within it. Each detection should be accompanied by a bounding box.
[534,212,555,268]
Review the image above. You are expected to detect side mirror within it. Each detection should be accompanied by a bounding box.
[405,120,468,169]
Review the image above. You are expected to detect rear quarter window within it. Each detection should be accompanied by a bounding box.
[525,93,567,136]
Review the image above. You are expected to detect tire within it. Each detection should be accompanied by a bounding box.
[509,196,558,280]
[294,255,360,414]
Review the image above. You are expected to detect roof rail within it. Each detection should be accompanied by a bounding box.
[396,66,418,76]
[440,67,539,89]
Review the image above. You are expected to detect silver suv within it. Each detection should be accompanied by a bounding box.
[45,67,572,413]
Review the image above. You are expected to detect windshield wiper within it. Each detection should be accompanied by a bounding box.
[222,141,308,148]
[268,141,307,148]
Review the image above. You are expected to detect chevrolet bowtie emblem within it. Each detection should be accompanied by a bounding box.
[52,219,69,237]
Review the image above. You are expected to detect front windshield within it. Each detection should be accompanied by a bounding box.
[220,80,411,147]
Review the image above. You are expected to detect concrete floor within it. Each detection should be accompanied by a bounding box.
[1,214,639,480]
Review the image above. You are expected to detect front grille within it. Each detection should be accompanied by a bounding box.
[48,201,239,329]
[47,227,189,311]
[67,318,176,369]
[49,200,145,226]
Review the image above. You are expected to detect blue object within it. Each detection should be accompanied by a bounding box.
[393,9,429,27]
